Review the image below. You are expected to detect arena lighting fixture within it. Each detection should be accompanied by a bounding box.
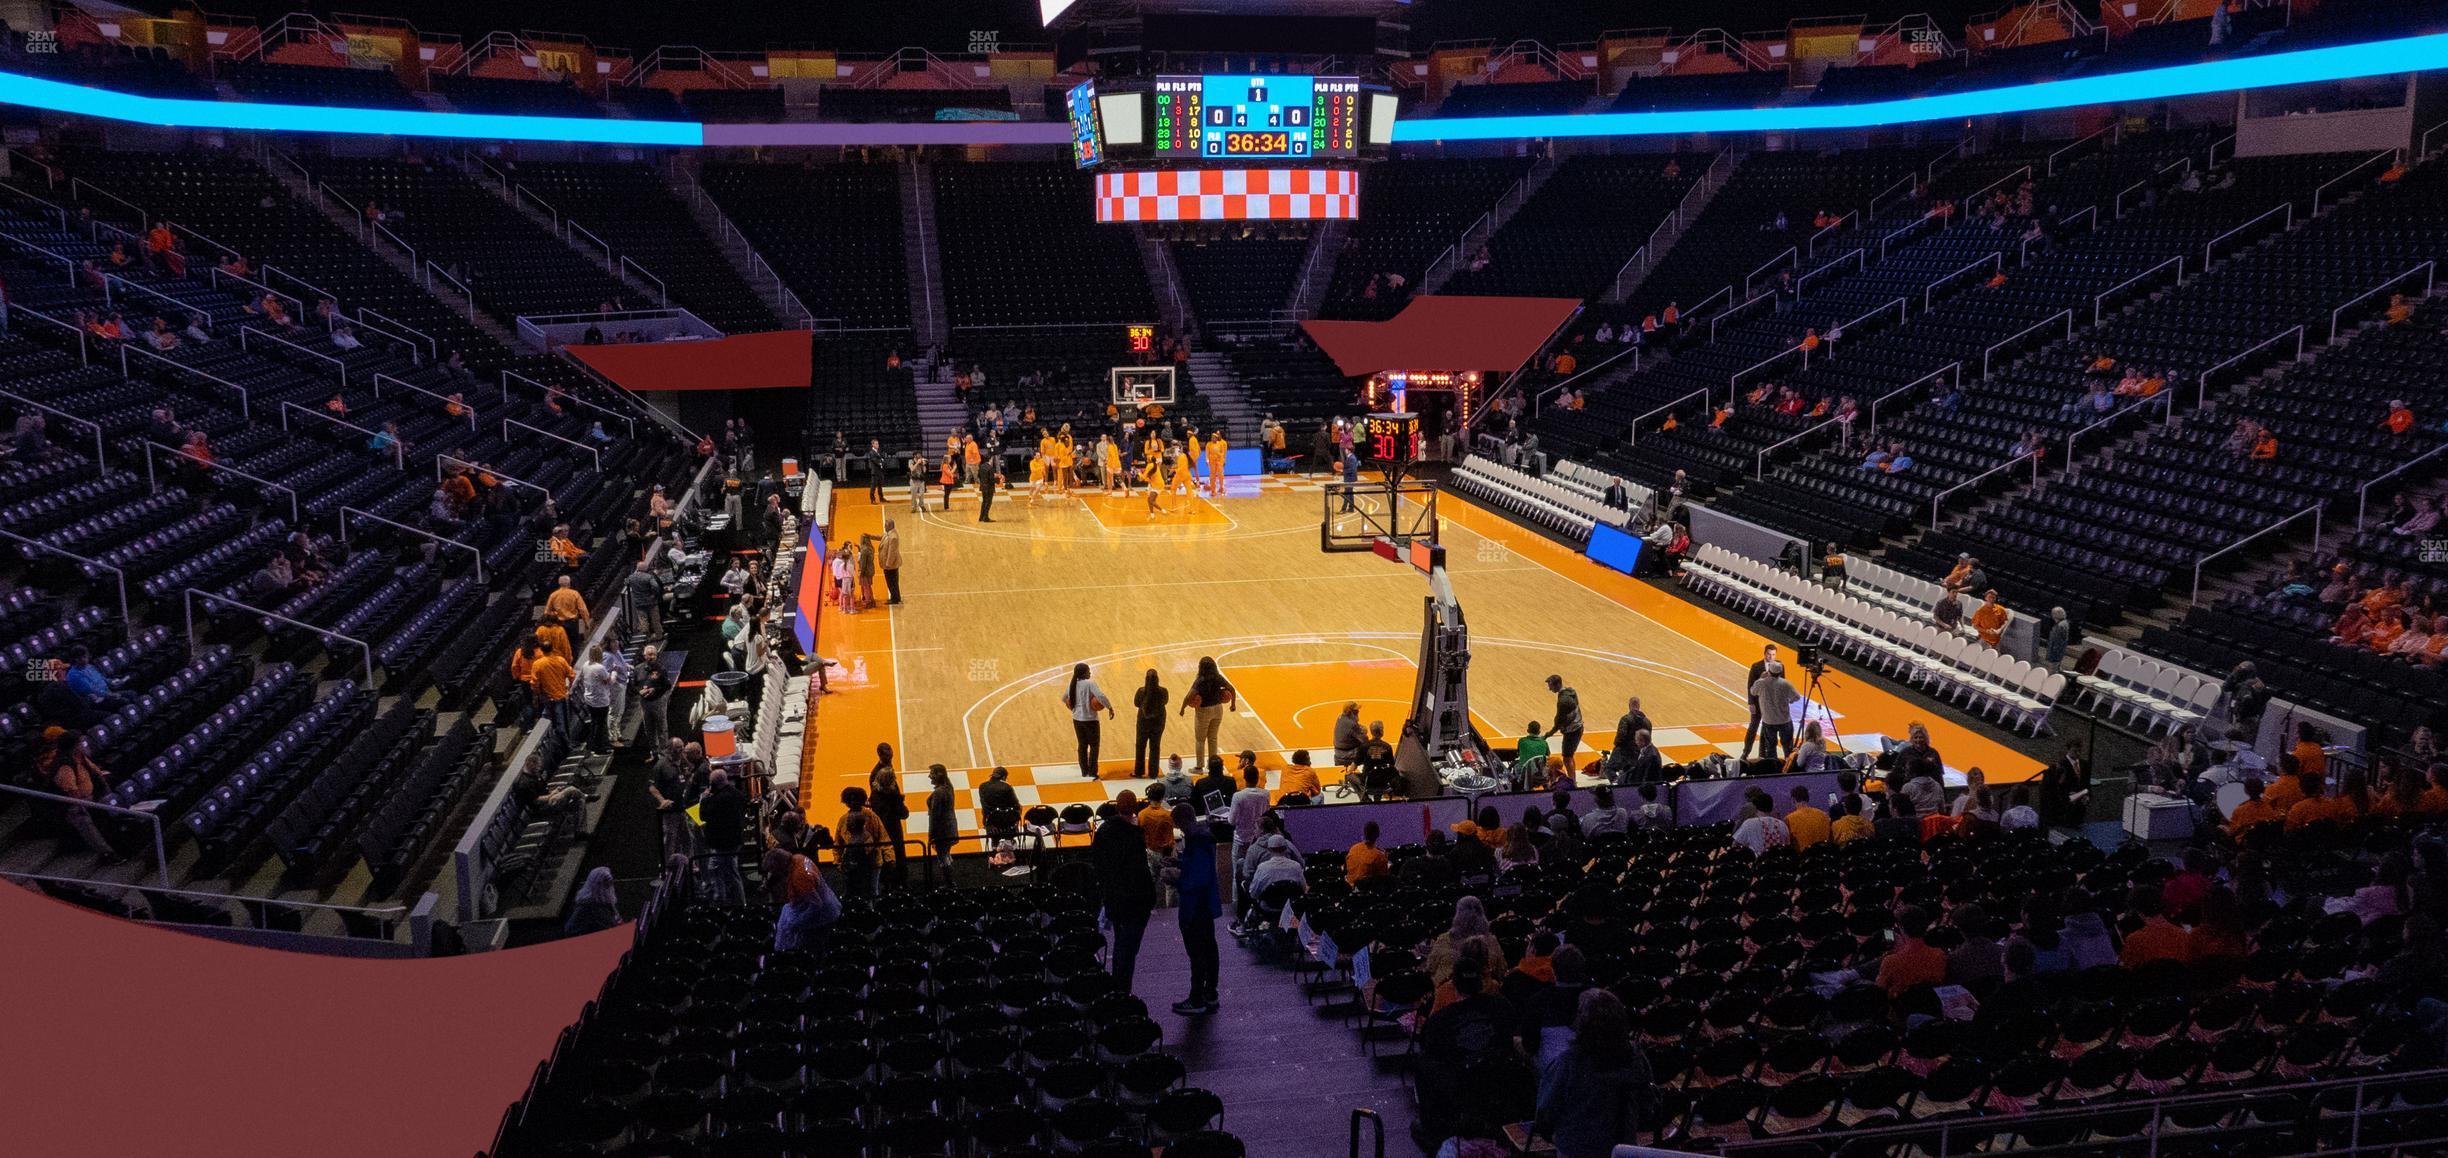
[1392,31,2448,142]
[0,68,701,146]
[0,32,2441,146]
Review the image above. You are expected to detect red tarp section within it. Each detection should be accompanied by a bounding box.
[0,884,633,1157]
[564,329,812,392]
[1301,295,1582,377]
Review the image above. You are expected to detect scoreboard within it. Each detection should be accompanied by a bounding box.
[1153,75,1363,159]
[1363,412,1422,468]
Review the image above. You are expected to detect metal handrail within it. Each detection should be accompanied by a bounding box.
[259,264,340,314]
[1929,450,2039,527]
[8,302,91,365]
[341,505,485,585]
[98,272,199,324]
[1796,249,1863,296]
[279,403,404,471]
[317,181,367,238]
[1712,1065,2448,1156]
[2063,390,2175,466]
[372,221,418,272]
[1625,387,1714,447]
[1925,252,2003,311]
[185,587,374,688]
[2311,148,2397,216]
[505,418,601,470]
[1729,341,1810,404]
[1869,361,1960,432]
[1839,296,1910,339]
[120,342,253,421]
[358,308,435,358]
[513,183,563,230]
[1878,211,1940,261]
[0,384,107,466]
[2059,205,2097,233]
[1954,164,2031,217]
[206,266,304,321]
[2196,325,2303,408]
[141,439,298,525]
[620,255,669,307]
[1608,242,1650,302]
[0,869,409,921]
[338,313,423,364]
[1866,172,1918,218]
[1924,137,1969,184]
[240,325,346,387]
[1981,309,2071,378]
[2327,261,2434,342]
[438,454,549,503]
[1755,416,1843,478]
[373,371,477,430]
[1532,344,1641,411]
[1743,246,1797,298]
[0,521,132,636]
[567,219,611,261]
[2114,156,2191,218]
[166,220,240,264]
[2423,118,2448,160]
[2358,442,2448,532]
[2207,132,2236,168]
[1686,284,1732,321]
[1709,291,1775,343]
[0,785,169,888]
[2201,203,2292,271]
[2091,255,2184,325]
[503,368,638,438]
[2193,504,2321,604]
[69,177,145,226]
[2044,125,2110,175]
[1805,210,1857,258]
[426,264,478,320]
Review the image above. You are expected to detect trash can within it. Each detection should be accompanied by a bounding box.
[709,670,753,706]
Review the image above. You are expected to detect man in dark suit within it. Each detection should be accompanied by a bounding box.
[1739,644,1777,760]
[977,465,1000,522]
[865,438,887,502]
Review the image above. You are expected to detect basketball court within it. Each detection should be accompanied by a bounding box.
[800,470,2043,841]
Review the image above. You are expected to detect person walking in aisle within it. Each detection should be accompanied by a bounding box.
[634,644,672,748]
[1064,662,1114,777]
[577,646,616,754]
[1131,668,1169,780]
[1546,674,1584,773]
[1171,803,1223,1015]
[1181,656,1237,767]
[1093,797,1158,993]
[625,559,663,642]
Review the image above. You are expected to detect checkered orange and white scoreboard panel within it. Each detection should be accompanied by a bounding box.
[1094,168,1360,222]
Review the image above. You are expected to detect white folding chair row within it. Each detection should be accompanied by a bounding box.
[1452,457,1620,538]
[1553,457,1658,513]
[2073,647,2213,735]
[1842,556,1946,620]
[1685,544,2064,734]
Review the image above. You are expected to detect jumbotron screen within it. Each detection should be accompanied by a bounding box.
[1153,75,1362,159]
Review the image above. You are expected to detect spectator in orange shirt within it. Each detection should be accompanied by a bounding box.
[2384,399,2416,434]
[2384,294,2412,324]
[1970,589,2010,649]
[529,646,576,736]
[1799,328,1821,353]
[1785,785,1832,849]
[1875,905,1948,997]
[2249,426,2278,460]
[2118,886,2190,968]
[1278,750,1324,803]
[2226,777,2282,835]
[2292,723,2328,776]
[548,522,584,569]
[1346,820,1392,884]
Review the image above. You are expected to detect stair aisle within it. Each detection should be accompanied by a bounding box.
[1186,350,1261,440]
[914,358,969,449]
[1136,909,1417,1155]
[901,160,949,348]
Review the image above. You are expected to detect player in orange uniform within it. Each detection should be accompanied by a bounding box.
[1171,442,1194,497]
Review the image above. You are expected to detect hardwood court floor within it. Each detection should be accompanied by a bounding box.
[805,474,2041,837]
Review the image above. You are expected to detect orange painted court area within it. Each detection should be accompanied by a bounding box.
[796,477,2041,836]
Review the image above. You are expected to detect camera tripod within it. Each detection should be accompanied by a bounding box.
[1800,663,1844,754]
